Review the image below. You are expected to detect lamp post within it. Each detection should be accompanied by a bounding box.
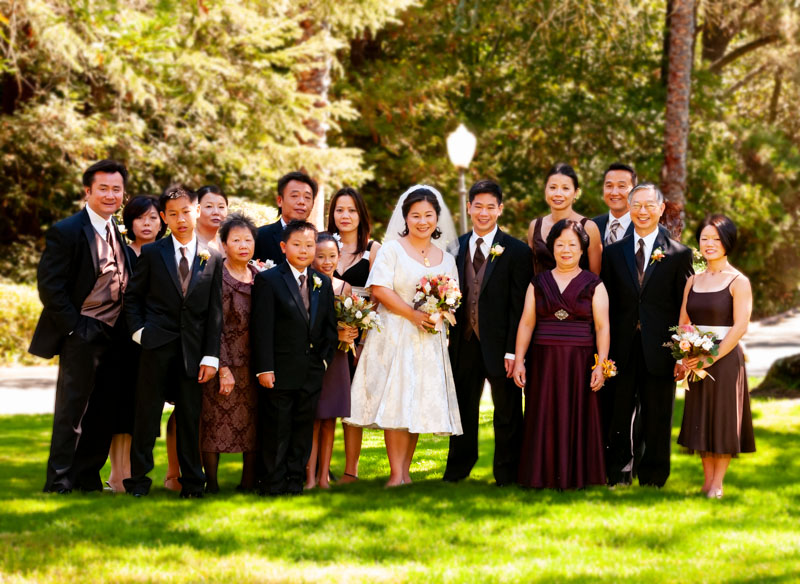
[446,124,477,234]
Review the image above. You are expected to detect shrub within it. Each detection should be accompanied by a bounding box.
[0,280,52,366]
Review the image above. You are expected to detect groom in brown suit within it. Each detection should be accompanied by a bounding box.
[444,180,532,485]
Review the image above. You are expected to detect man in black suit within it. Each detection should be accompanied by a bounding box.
[30,159,131,494]
[251,221,337,496]
[600,183,693,487]
[443,180,533,486]
[253,171,318,264]
[123,184,223,498]
[592,162,636,245]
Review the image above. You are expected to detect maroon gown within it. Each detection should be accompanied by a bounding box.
[678,278,756,456]
[518,269,606,489]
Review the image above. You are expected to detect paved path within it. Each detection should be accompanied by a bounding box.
[2,309,799,415]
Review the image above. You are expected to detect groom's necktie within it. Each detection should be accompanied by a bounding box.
[606,220,621,245]
[636,238,645,284]
[473,238,486,273]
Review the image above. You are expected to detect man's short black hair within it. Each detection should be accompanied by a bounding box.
[281,219,318,243]
[468,179,503,204]
[278,172,318,200]
[603,162,637,186]
[158,183,197,211]
[83,159,129,189]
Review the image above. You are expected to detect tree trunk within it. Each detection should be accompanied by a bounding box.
[296,17,332,230]
[660,0,695,238]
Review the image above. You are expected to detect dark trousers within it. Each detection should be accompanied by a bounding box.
[603,331,676,486]
[258,378,321,494]
[44,315,120,492]
[443,334,523,485]
[123,339,204,495]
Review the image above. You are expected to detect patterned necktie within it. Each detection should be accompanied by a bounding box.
[179,247,190,281]
[636,238,645,284]
[298,274,310,313]
[473,237,486,272]
[607,220,621,245]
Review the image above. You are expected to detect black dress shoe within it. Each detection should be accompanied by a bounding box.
[204,484,220,495]
[285,481,303,496]
[179,490,204,499]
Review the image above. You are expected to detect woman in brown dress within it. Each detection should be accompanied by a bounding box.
[526,163,602,276]
[200,212,260,493]
[678,214,755,499]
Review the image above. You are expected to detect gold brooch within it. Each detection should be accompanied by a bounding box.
[554,309,569,321]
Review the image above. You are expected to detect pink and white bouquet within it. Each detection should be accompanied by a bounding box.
[334,293,382,354]
[663,324,720,381]
[412,274,462,334]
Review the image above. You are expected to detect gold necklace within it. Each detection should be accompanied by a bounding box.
[418,246,431,267]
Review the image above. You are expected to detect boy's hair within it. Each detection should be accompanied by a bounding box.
[159,183,196,211]
[281,219,318,242]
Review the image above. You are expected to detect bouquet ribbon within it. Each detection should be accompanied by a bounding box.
[337,321,357,355]
[428,311,456,333]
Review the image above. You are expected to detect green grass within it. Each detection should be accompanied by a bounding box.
[1,395,799,583]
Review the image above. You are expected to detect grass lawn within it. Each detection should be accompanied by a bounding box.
[1,391,799,583]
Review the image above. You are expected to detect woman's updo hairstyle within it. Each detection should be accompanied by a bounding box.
[399,187,442,239]
[695,214,737,255]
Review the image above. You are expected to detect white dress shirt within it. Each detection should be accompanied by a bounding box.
[633,227,660,271]
[85,204,115,238]
[132,234,218,371]
[604,211,632,242]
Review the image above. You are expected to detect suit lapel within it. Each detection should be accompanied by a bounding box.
[281,264,309,323]
[640,229,669,293]
[308,269,321,327]
[159,237,184,297]
[271,221,284,259]
[185,248,204,297]
[621,235,641,292]
[479,229,504,295]
[456,233,469,285]
[82,221,100,275]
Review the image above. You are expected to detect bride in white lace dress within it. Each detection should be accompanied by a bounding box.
[345,186,462,486]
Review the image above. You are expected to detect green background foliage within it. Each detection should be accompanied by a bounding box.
[1,0,798,315]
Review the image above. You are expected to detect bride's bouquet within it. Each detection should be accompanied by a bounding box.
[334,293,382,354]
[663,324,720,382]
[412,274,462,334]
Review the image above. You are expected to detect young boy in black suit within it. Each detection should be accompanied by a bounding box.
[251,220,337,496]
[123,184,223,498]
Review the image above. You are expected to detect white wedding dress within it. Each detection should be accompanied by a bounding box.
[345,240,463,436]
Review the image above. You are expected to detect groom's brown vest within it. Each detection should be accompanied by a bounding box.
[463,246,488,340]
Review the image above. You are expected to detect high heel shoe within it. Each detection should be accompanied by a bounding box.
[706,488,723,499]
[164,476,182,492]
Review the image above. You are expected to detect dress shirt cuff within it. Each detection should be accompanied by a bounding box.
[503,353,515,361]
[200,356,219,370]
[132,328,144,345]
[257,371,274,377]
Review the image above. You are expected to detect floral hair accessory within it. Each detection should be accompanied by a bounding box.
[650,247,665,265]
[312,274,322,290]
[489,243,505,261]
[332,233,343,250]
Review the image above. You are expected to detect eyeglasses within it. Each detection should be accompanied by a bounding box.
[630,203,659,212]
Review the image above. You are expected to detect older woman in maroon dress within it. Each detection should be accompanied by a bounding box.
[513,219,609,489]
[200,212,260,493]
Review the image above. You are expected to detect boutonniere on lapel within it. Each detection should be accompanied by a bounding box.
[198,249,211,267]
[489,243,505,262]
[650,247,665,265]
[312,275,322,291]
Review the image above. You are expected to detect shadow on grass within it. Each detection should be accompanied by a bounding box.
[1,398,799,579]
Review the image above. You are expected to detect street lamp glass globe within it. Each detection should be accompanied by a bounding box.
[447,124,477,169]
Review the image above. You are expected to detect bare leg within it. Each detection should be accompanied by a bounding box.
[709,455,731,498]
[164,412,181,491]
[107,434,130,492]
[306,420,321,490]
[701,455,714,493]
[384,429,408,487]
[317,419,336,489]
[202,451,220,493]
[403,433,419,484]
[239,452,256,491]
[341,422,363,482]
